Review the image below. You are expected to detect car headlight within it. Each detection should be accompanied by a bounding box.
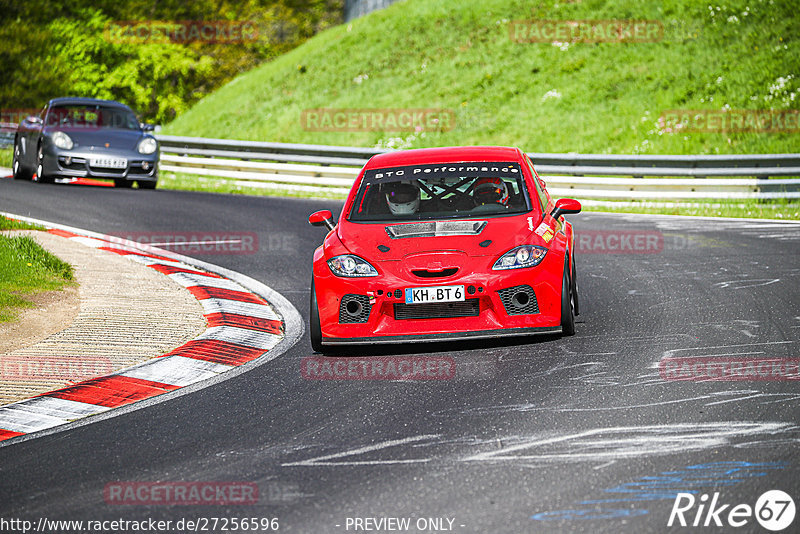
[137,137,158,155]
[52,131,73,150]
[492,245,548,270]
[327,255,378,277]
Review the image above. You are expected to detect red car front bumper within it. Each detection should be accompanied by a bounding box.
[312,248,565,345]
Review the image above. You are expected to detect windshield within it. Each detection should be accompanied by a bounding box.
[46,105,140,130]
[348,161,531,222]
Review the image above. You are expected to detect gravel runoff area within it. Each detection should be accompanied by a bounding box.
[0,230,207,405]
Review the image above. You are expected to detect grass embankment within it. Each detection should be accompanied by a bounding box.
[0,217,74,322]
[165,0,797,154]
[157,0,798,219]
[0,148,12,169]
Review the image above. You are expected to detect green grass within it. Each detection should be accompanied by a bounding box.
[0,216,45,231]
[0,232,74,322]
[0,147,11,169]
[164,0,799,156]
[585,200,800,220]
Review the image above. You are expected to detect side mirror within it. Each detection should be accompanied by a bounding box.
[550,198,582,220]
[141,123,155,132]
[26,116,43,125]
[309,210,336,231]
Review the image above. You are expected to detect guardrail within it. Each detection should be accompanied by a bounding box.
[0,123,16,149]
[157,135,800,200]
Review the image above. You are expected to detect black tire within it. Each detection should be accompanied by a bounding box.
[137,180,157,190]
[114,178,132,188]
[310,278,324,353]
[561,267,576,336]
[33,142,53,184]
[570,255,580,316]
[12,139,30,180]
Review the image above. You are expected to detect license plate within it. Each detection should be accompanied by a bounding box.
[405,285,465,304]
[90,157,127,169]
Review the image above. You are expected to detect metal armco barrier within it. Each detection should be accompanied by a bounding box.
[157,135,800,199]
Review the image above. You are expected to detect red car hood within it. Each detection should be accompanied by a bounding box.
[338,215,546,266]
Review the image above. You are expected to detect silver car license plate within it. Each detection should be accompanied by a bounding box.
[90,157,127,169]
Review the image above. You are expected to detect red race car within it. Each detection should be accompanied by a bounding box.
[308,146,582,352]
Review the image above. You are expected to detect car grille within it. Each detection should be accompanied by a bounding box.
[411,268,459,278]
[498,285,539,315]
[394,299,480,320]
[339,294,372,323]
[88,164,126,176]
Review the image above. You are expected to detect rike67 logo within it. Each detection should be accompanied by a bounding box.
[668,490,795,531]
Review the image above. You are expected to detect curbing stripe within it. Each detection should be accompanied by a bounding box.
[0,407,67,433]
[0,429,25,441]
[119,356,233,387]
[147,263,224,278]
[45,375,180,408]
[167,272,246,291]
[0,222,291,443]
[0,398,111,434]
[8,397,111,419]
[200,298,280,320]
[186,286,267,304]
[204,312,283,334]
[158,340,266,366]
[196,325,283,350]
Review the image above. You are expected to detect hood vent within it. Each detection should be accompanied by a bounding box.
[411,268,459,278]
[385,220,487,239]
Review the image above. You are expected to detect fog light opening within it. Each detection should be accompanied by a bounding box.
[512,291,530,308]
[345,299,363,317]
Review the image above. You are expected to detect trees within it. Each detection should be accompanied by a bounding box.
[0,1,343,124]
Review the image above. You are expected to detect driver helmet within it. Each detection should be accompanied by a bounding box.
[473,177,509,206]
[385,181,420,215]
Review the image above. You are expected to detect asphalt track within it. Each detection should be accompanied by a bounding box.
[0,178,798,533]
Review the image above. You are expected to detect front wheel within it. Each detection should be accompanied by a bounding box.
[561,268,576,336]
[12,140,30,180]
[33,143,53,183]
[309,278,324,353]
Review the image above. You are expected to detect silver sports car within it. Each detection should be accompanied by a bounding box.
[12,97,159,189]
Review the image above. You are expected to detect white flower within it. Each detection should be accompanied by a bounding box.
[353,73,369,84]
[716,76,724,84]
[541,89,562,101]
[727,15,739,23]
[552,41,570,51]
